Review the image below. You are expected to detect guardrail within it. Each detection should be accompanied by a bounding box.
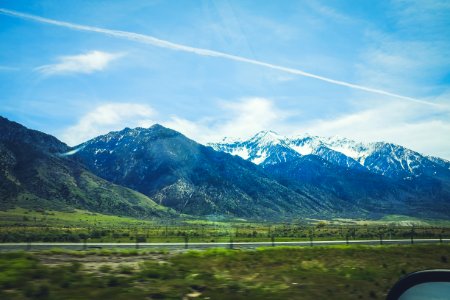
[0,238,449,251]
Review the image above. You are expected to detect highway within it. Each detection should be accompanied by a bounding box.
[0,238,448,251]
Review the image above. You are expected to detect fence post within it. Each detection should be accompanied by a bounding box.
[184,234,189,249]
[379,234,383,245]
[309,228,314,247]
[271,235,275,247]
[229,236,233,249]
[83,238,87,250]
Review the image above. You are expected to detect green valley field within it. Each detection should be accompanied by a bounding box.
[2,208,450,299]
[1,208,450,244]
[1,245,450,299]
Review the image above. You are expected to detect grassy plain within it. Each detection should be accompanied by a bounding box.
[1,208,450,243]
[0,244,449,299]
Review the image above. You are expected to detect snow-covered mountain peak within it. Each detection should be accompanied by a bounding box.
[316,137,372,163]
[249,130,285,146]
[219,136,243,144]
[288,137,321,155]
[210,130,450,180]
[289,132,317,140]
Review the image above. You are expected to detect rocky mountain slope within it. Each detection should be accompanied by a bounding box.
[0,117,174,219]
[74,125,450,219]
[73,125,371,219]
[210,131,450,218]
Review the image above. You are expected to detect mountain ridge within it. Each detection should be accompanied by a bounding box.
[209,130,450,180]
[209,129,450,218]
[2,117,450,221]
[73,125,375,220]
[74,124,450,219]
[0,117,176,219]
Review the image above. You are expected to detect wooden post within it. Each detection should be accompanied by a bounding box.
[309,227,314,246]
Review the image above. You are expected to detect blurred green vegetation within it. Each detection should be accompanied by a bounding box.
[0,244,449,299]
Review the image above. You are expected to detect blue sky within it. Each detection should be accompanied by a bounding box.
[0,0,449,159]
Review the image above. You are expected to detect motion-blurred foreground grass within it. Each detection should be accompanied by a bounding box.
[1,244,449,299]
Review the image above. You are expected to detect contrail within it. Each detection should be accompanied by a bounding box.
[0,8,438,106]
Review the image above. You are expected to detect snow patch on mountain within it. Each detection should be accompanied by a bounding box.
[252,150,268,165]
[230,147,250,160]
[290,144,313,155]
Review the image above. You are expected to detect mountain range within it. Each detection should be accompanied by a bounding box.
[211,131,450,217]
[210,130,450,180]
[1,115,450,220]
[72,125,333,219]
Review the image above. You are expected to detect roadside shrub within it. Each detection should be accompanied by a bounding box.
[117,264,134,275]
[107,276,121,287]
[99,265,112,273]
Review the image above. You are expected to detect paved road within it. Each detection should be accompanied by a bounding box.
[0,238,448,251]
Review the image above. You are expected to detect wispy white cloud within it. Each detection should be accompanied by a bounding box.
[392,0,450,33]
[60,103,155,145]
[35,50,123,75]
[297,99,450,159]
[60,98,287,146]
[59,97,450,159]
[0,8,436,105]
[306,1,355,24]
[357,35,449,97]
[165,97,450,159]
[356,1,450,98]
[163,97,291,143]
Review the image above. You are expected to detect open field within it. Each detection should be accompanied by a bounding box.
[1,208,450,244]
[0,244,449,299]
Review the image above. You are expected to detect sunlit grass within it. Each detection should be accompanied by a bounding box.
[1,208,449,244]
[1,244,449,299]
